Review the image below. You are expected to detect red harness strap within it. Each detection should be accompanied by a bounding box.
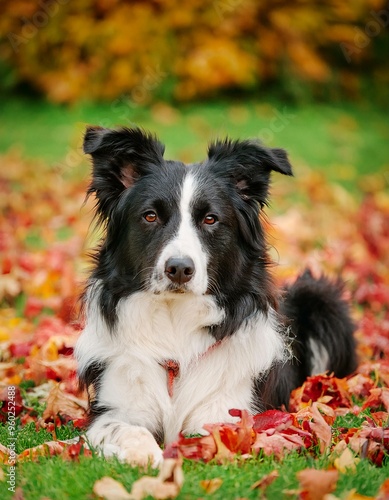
[160,359,180,398]
[159,340,223,398]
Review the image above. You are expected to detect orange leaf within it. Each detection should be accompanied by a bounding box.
[297,468,338,500]
[17,441,66,462]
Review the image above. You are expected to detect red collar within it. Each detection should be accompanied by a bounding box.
[159,339,223,398]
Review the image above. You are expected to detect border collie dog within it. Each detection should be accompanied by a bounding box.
[76,126,356,466]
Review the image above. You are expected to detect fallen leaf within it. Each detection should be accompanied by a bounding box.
[346,374,375,398]
[291,374,351,412]
[0,386,24,422]
[333,447,360,473]
[253,410,293,432]
[164,433,216,462]
[93,477,132,500]
[341,489,375,500]
[253,429,304,458]
[17,441,66,462]
[42,383,87,422]
[13,488,25,500]
[219,409,255,454]
[0,443,11,463]
[60,437,92,461]
[130,458,183,500]
[362,388,389,412]
[251,470,279,490]
[210,426,236,462]
[295,403,332,452]
[297,468,338,500]
[376,479,389,500]
[199,478,223,494]
[131,479,180,500]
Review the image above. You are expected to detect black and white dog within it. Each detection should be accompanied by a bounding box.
[75,126,357,466]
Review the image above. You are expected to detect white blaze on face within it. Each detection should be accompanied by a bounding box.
[152,173,208,294]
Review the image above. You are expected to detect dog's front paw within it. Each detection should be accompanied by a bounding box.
[90,424,163,468]
[117,426,164,468]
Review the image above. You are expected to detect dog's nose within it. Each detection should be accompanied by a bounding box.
[165,257,195,285]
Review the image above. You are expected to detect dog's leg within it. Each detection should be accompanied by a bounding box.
[86,411,164,467]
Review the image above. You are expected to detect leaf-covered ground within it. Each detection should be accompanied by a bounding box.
[0,104,389,498]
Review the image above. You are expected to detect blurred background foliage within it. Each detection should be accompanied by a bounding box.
[0,0,387,199]
[0,0,388,104]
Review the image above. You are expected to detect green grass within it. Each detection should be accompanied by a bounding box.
[2,448,388,499]
[0,96,388,193]
[1,412,388,499]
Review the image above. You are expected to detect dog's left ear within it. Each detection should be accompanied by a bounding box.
[207,139,293,206]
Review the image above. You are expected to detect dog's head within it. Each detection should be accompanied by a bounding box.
[84,126,292,299]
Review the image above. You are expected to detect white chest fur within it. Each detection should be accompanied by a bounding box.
[76,288,286,443]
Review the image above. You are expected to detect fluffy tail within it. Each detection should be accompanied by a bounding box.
[281,269,357,382]
[257,269,357,410]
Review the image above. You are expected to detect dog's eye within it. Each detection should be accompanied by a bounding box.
[203,214,218,225]
[144,211,157,223]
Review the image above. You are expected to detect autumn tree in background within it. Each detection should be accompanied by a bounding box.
[0,0,388,103]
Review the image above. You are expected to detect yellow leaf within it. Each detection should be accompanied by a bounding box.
[334,448,360,474]
[343,488,375,499]
[199,478,223,494]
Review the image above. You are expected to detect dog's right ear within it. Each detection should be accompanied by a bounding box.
[84,126,165,220]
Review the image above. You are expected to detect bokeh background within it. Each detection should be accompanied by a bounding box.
[0,0,388,173]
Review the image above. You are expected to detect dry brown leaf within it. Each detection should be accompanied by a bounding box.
[199,478,223,494]
[309,403,333,452]
[158,458,184,487]
[130,458,183,500]
[131,478,178,500]
[251,470,279,490]
[297,468,339,500]
[42,383,87,421]
[93,476,132,500]
[333,447,360,473]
